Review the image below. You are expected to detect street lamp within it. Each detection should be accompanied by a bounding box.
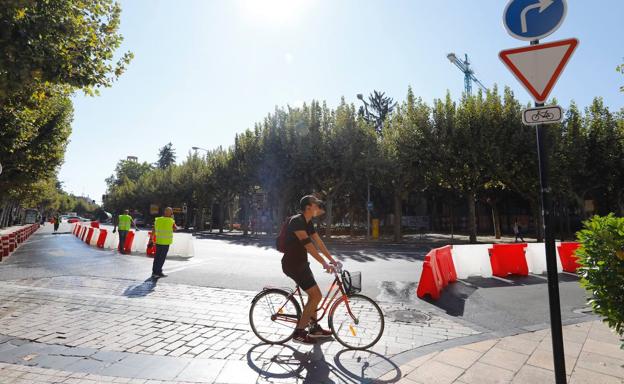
[356,93,372,240]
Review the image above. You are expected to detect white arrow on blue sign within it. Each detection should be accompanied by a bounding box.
[503,0,567,41]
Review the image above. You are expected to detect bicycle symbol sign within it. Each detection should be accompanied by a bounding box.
[522,105,563,125]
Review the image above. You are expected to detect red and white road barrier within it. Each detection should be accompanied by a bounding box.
[0,224,40,261]
[71,223,194,258]
[417,241,581,300]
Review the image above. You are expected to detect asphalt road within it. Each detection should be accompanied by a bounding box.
[0,230,595,336]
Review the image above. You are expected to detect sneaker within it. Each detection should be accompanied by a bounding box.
[157,273,167,278]
[151,274,160,279]
[308,323,333,338]
[292,329,316,345]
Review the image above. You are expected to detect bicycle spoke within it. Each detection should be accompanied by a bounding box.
[250,290,300,344]
[330,294,384,350]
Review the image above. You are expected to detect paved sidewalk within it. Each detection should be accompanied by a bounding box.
[381,320,624,383]
[0,275,478,383]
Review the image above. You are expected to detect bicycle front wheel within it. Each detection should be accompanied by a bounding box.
[249,288,301,344]
[328,294,384,350]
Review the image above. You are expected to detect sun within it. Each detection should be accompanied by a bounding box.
[238,0,312,26]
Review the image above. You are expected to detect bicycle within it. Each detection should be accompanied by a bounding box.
[249,265,384,350]
[531,110,554,121]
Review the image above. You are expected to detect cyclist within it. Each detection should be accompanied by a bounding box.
[282,195,339,344]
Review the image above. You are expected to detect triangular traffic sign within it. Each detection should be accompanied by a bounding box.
[499,38,578,103]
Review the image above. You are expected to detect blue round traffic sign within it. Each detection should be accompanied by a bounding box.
[503,0,567,41]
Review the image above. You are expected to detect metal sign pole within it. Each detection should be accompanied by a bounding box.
[532,38,567,384]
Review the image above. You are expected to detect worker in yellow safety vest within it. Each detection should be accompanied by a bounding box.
[151,207,177,279]
[113,209,138,254]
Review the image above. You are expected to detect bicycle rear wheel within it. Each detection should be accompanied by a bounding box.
[249,288,301,344]
[328,294,384,350]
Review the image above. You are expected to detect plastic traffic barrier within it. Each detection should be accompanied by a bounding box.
[131,231,149,253]
[8,233,16,252]
[90,221,100,228]
[557,242,581,273]
[417,245,458,300]
[96,229,107,248]
[123,230,135,254]
[450,244,493,279]
[89,228,99,247]
[488,243,528,277]
[1,235,8,259]
[168,233,195,258]
[104,230,118,250]
[146,231,156,257]
[435,245,457,283]
[85,227,94,244]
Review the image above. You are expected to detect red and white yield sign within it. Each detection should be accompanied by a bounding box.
[499,38,578,103]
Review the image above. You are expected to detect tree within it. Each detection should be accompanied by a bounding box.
[0,87,73,197]
[156,142,177,169]
[106,159,153,188]
[359,90,396,136]
[0,0,133,103]
[383,87,431,241]
[618,61,624,92]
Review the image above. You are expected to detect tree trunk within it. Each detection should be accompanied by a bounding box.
[349,206,355,237]
[393,190,402,242]
[491,202,502,239]
[430,195,438,232]
[198,208,205,231]
[468,192,477,244]
[242,197,249,236]
[218,203,225,233]
[531,200,544,242]
[324,196,334,239]
[450,200,454,240]
[229,202,234,231]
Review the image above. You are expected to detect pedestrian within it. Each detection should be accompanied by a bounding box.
[513,218,525,242]
[151,207,177,279]
[53,213,60,232]
[113,209,138,254]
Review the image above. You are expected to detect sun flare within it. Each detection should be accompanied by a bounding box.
[239,0,312,26]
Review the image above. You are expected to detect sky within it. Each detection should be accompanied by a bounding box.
[58,0,624,203]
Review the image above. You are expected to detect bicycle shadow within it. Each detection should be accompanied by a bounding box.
[246,342,401,383]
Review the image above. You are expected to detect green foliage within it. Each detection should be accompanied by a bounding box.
[576,214,624,348]
[13,176,97,216]
[0,1,131,215]
[0,0,133,103]
[106,160,153,188]
[103,90,624,241]
[0,87,73,195]
[156,142,176,169]
[618,61,624,92]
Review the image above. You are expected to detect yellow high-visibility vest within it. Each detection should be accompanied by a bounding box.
[154,216,174,245]
[118,214,132,231]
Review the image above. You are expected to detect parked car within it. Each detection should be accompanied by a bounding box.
[67,216,81,224]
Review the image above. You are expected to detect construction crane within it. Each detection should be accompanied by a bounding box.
[446,53,487,96]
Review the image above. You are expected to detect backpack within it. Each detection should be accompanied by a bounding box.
[276,216,292,253]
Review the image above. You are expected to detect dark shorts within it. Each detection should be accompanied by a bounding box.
[282,262,317,291]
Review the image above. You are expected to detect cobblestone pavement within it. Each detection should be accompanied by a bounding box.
[0,275,479,383]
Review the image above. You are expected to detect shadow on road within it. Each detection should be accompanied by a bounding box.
[425,273,581,317]
[194,232,429,263]
[246,342,401,383]
[123,278,158,298]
